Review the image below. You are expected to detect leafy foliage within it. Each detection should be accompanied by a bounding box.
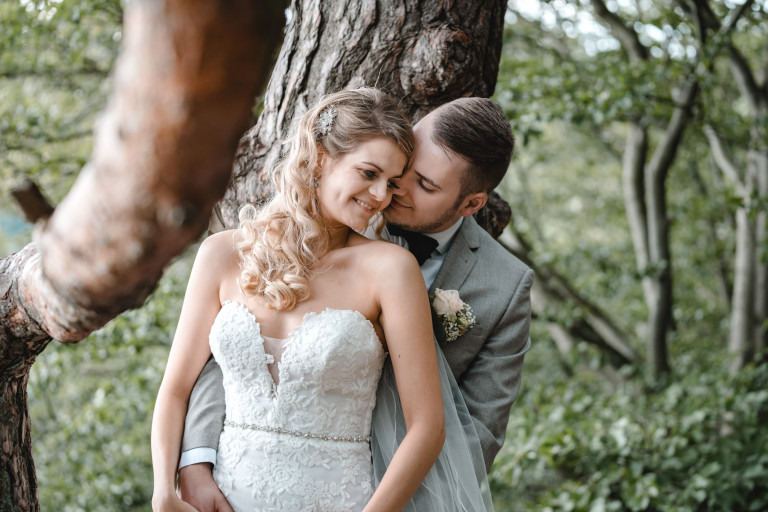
[491,341,768,511]
[0,0,120,202]
[28,248,193,512]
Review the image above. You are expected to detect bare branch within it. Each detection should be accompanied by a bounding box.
[0,68,109,79]
[703,125,744,192]
[623,124,650,268]
[500,227,639,365]
[11,178,55,223]
[646,79,699,180]
[728,46,762,113]
[589,0,648,62]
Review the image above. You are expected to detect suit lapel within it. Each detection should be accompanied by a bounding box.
[429,218,481,347]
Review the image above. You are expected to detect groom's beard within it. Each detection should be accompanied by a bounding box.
[384,201,461,234]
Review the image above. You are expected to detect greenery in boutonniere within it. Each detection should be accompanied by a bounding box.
[430,288,476,342]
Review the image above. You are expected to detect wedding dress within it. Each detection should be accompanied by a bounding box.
[209,301,384,512]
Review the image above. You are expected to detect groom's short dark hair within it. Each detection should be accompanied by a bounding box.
[430,98,514,197]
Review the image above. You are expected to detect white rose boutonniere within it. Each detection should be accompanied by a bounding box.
[430,288,476,342]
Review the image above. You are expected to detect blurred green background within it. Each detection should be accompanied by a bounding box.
[2,1,767,510]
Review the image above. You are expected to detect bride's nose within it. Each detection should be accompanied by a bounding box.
[370,180,388,201]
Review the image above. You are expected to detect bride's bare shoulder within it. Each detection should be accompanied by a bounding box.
[348,233,418,271]
[196,229,241,270]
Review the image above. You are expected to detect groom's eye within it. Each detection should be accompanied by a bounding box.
[419,180,435,192]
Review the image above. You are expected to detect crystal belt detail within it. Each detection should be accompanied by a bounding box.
[224,419,370,443]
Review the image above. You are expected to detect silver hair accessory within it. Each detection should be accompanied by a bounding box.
[317,104,337,136]
[313,175,319,189]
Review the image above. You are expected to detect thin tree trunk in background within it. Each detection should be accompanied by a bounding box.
[704,28,767,370]
[753,148,768,358]
[0,1,284,510]
[212,0,509,231]
[729,207,756,370]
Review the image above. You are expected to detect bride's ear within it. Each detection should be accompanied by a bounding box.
[315,145,328,174]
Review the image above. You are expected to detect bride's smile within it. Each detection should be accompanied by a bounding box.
[316,136,406,232]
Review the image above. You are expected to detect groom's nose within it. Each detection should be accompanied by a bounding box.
[392,172,412,197]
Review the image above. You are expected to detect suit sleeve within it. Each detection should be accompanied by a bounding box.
[180,356,226,453]
[458,267,533,472]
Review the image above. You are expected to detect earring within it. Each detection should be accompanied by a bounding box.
[313,175,319,189]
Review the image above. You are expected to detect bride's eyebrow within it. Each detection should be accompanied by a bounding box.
[361,161,382,172]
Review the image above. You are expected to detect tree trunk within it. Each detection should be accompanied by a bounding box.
[707,36,767,371]
[0,1,285,509]
[752,147,768,358]
[212,0,509,231]
[729,140,768,372]
[729,207,756,371]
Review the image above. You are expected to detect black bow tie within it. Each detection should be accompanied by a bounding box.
[387,224,438,266]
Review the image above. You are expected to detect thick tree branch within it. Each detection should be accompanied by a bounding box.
[1,2,285,506]
[25,0,285,342]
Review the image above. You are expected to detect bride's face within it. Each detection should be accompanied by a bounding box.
[316,136,407,232]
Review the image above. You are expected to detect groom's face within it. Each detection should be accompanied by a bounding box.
[383,112,468,234]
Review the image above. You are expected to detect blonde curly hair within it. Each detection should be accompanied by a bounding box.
[238,88,414,310]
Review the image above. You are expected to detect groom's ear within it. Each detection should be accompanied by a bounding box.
[458,191,488,218]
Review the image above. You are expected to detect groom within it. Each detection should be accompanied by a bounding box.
[177,97,533,510]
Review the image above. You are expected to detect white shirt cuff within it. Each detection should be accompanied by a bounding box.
[178,447,217,470]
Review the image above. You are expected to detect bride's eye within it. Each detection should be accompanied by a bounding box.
[361,169,377,179]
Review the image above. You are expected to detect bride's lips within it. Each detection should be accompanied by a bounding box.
[354,197,378,213]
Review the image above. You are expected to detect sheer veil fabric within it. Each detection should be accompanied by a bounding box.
[371,341,495,511]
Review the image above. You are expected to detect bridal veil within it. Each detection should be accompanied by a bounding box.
[370,341,495,511]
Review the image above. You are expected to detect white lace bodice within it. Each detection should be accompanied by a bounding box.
[210,301,385,511]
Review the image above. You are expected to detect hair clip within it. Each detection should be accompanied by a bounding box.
[317,104,337,136]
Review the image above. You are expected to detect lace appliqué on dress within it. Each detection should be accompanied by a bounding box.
[209,301,384,512]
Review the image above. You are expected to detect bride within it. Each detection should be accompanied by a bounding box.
[151,87,446,511]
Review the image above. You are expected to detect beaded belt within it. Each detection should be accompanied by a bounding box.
[224,419,370,443]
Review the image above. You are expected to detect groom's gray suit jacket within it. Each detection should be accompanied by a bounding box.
[425,216,532,470]
[182,216,533,472]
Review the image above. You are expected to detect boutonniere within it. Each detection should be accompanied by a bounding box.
[430,288,476,342]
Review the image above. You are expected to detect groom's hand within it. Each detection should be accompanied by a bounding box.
[177,463,234,512]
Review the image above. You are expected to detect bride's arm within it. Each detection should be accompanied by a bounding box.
[364,245,445,512]
[151,233,233,511]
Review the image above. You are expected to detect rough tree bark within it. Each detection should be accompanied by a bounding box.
[212,0,509,232]
[0,1,285,510]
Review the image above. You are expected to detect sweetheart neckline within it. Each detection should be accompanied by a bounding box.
[220,300,375,341]
[218,300,381,396]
